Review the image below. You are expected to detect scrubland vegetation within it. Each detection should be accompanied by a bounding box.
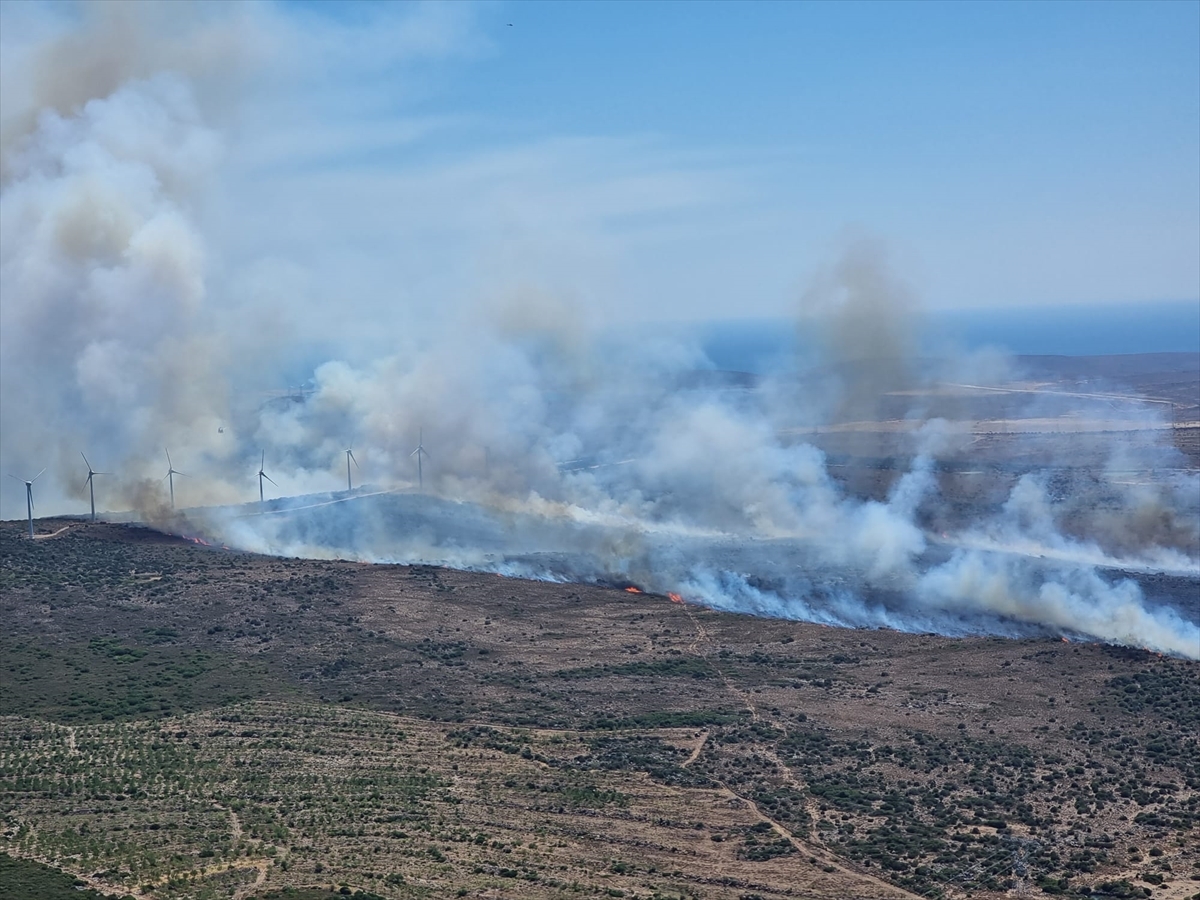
[1,521,1197,899]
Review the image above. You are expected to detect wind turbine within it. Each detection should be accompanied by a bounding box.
[163,449,185,509]
[410,428,429,491]
[344,447,359,492]
[8,469,44,539]
[81,452,105,522]
[256,450,276,504]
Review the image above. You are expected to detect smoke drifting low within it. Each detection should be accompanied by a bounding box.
[2,3,1197,660]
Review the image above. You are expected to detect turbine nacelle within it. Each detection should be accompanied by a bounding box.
[82,452,106,522]
[163,449,186,509]
[257,450,277,504]
[7,469,44,538]
[410,428,429,490]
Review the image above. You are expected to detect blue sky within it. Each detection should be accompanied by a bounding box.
[0,0,1196,521]
[4,0,1198,336]
[231,0,1198,331]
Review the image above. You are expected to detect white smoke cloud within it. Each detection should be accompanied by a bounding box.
[1,1,1196,661]
[0,66,236,512]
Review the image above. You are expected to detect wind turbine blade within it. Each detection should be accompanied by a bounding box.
[261,450,265,469]
[7,474,20,482]
[263,473,277,486]
[350,451,359,468]
[31,468,46,483]
[163,473,171,482]
[165,449,173,468]
[410,448,419,457]
[81,451,92,470]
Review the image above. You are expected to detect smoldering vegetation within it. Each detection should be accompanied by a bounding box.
[1,3,1197,659]
[171,343,1198,660]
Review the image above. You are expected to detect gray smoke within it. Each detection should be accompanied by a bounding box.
[1,2,1196,659]
[800,235,920,423]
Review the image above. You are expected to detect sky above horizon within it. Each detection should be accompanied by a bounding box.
[276,0,1200,324]
[2,0,1198,340]
[1,0,1198,524]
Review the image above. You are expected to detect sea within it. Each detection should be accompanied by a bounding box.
[694,299,1200,374]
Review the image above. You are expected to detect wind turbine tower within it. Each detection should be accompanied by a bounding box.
[81,452,105,522]
[163,449,185,509]
[345,447,359,492]
[411,428,429,491]
[257,450,276,504]
[8,469,45,539]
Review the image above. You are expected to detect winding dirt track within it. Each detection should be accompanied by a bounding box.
[32,524,79,541]
[682,730,709,767]
[677,602,923,900]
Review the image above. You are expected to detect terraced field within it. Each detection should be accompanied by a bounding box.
[1,521,1197,899]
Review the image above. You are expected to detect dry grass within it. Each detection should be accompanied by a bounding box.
[1,521,1198,900]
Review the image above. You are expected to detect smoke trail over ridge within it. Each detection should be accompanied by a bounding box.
[1,2,1196,659]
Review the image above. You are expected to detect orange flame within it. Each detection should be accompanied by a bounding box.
[668,592,683,604]
[1061,637,1069,643]
[624,586,642,594]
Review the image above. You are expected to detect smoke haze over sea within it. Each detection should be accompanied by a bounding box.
[696,300,1200,375]
[1,2,1197,659]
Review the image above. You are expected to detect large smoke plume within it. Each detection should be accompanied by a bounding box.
[2,2,1196,659]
